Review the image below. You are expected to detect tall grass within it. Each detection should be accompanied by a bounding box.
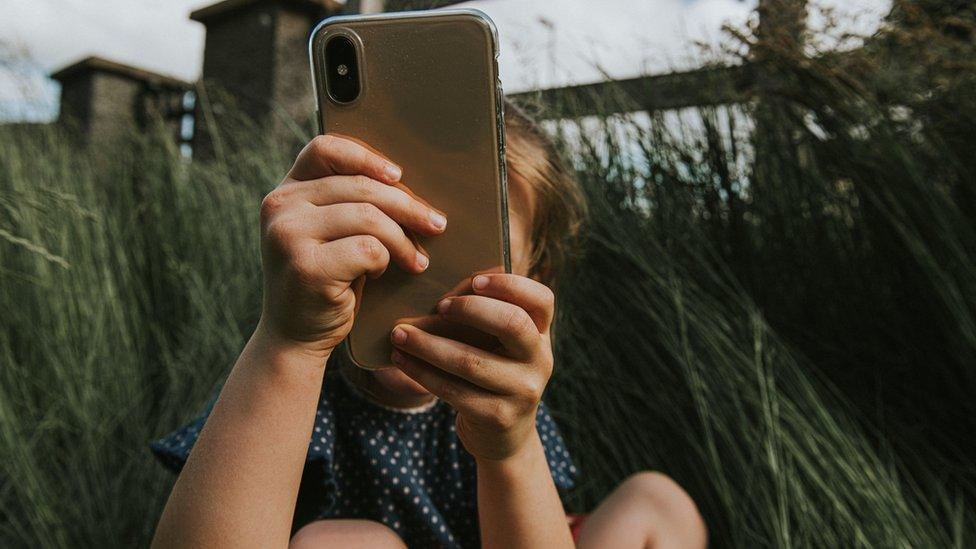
[0,127,271,545]
[533,0,976,527]
[1,3,974,546]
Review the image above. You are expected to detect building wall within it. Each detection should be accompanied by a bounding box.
[88,72,143,142]
[138,85,192,145]
[194,4,278,156]
[381,0,464,11]
[57,71,143,144]
[271,6,319,140]
[57,72,95,136]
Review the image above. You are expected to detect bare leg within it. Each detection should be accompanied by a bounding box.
[289,519,407,549]
[576,472,707,549]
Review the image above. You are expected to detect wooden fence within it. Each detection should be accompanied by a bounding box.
[511,0,813,118]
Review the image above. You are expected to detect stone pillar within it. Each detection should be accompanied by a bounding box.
[361,0,465,12]
[189,0,344,157]
[51,56,191,147]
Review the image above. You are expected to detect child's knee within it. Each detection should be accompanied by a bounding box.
[619,471,707,542]
[290,519,406,549]
[620,471,692,506]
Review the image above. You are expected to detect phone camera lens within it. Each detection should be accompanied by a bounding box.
[324,35,360,104]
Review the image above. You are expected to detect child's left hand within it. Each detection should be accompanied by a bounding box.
[390,273,554,461]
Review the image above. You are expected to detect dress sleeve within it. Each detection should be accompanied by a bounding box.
[149,386,338,473]
[306,389,338,463]
[295,388,341,524]
[536,401,579,491]
[149,393,218,472]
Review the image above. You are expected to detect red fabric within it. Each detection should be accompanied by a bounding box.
[567,513,589,542]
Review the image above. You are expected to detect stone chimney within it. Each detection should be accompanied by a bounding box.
[189,0,345,157]
[51,56,191,146]
[359,0,466,11]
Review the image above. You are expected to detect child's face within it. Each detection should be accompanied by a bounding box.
[368,172,536,399]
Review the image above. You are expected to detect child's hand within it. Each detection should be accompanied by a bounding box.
[258,135,447,359]
[390,274,555,461]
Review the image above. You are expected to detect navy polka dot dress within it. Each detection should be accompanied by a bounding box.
[151,370,578,548]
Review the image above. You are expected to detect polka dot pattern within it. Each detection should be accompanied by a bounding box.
[151,372,578,548]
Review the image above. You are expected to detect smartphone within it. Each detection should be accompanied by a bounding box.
[309,9,510,370]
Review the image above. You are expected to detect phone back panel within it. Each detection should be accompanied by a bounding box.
[310,10,509,369]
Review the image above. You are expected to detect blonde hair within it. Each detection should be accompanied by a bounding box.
[503,100,588,291]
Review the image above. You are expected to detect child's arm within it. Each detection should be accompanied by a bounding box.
[151,135,447,549]
[475,431,572,548]
[390,274,575,549]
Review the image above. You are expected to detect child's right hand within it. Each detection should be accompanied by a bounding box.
[256,135,448,359]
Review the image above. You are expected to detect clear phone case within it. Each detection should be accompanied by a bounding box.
[309,9,510,369]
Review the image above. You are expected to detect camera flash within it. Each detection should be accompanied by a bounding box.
[337,64,349,76]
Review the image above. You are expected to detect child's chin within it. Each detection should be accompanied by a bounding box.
[372,367,431,397]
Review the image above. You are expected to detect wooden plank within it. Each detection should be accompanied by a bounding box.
[510,63,754,119]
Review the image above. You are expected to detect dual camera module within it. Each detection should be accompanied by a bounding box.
[324,35,360,104]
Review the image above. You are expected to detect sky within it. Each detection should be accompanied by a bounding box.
[0,0,891,122]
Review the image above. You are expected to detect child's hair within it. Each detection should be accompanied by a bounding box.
[503,100,587,291]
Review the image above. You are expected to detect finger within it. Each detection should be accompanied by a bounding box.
[470,274,555,332]
[394,314,500,353]
[280,175,447,235]
[437,265,507,301]
[316,235,390,282]
[289,134,402,184]
[435,296,540,358]
[390,347,491,410]
[311,203,428,273]
[391,324,523,392]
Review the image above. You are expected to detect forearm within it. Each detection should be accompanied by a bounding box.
[151,325,329,549]
[476,431,574,549]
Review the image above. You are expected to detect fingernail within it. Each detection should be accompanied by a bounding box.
[391,326,407,345]
[384,163,402,182]
[437,298,451,314]
[416,252,429,271]
[429,211,447,230]
[472,275,489,290]
[391,349,405,364]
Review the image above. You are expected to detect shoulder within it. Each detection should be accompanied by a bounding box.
[149,392,219,472]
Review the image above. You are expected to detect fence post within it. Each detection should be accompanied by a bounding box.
[747,0,811,308]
